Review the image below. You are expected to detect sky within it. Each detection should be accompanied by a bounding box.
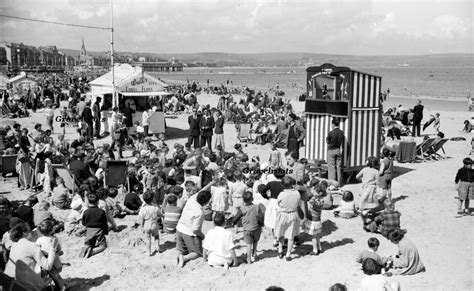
[0,0,472,55]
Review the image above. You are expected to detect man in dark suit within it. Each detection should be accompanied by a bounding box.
[187,108,201,149]
[81,101,94,140]
[200,108,215,149]
[412,100,424,137]
[326,118,345,186]
[285,113,305,160]
[93,97,102,138]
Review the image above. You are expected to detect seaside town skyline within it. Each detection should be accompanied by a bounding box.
[0,0,472,56]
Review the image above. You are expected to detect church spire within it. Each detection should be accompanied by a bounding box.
[81,37,86,55]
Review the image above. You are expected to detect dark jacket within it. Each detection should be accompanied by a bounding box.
[215,116,224,134]
[413,104,424,122]
[92,102,101,120]
[285,123,305,145]
[188,115,201,136]
[200,115,215,137]
[82,106,94,124]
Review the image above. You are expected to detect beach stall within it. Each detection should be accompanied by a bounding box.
[88,64,169,135]
[7,72,38,94]
[304,63,383,175]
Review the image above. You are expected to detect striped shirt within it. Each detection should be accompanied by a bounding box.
[163,205,183,234]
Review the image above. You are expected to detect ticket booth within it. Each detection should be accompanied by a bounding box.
[305,63,383,171]
[89,64,168,135]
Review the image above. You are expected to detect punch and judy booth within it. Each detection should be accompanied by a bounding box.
[304,63,383,173]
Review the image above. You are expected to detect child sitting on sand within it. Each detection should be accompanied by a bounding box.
[66,200,86,237]
[139,190,163,256]
[36,220,65,290]
[364,201,401,238]
[80,193,108,259]
[356,237,389,272]
[123,185,142,215]
[203,212,238,269]
[232,191,264,263]
[360,258,400,291]
[97,188,118,232]
[334,191,357,219]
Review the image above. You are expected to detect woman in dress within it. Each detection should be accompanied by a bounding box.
[274,176,301,261]
[387,229,426,276]
[4,222,57,290]
[263,168,286,247]
[16,149,34,190]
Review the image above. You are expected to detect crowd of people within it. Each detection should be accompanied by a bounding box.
[3,74,465,291]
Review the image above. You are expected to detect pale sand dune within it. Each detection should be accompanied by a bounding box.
[1,94,472,290]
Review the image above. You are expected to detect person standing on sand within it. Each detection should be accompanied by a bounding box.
[93,97,102,138]
[187,108,201,149]
[326,118,345,186]
[455,157,473,215]
[214,110,225,150]
[81,101,94,140]
[142,108,151,137]
[200,108,215,150]
[411,100,424,137]
[285,113,305,160]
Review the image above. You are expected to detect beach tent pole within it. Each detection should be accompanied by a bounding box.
[110,0,117,108]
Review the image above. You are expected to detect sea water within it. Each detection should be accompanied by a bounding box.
[151,65,474,111]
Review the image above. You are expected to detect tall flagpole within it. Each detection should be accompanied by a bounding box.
[110,0,116,108]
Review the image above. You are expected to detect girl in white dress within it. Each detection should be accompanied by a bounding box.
[210,177,228,214]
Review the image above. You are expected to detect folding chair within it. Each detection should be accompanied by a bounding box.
[430,138,448,159]
[52,164,80,192]
[237,123,252,143]
[416,137,436,160]
[1,154,18,177]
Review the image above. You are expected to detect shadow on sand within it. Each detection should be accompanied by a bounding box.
[392,166,415,180]
[65,274,110,291]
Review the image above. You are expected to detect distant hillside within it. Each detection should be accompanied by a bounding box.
[58,48,473,68]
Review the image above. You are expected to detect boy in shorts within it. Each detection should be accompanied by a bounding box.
[455,157,474,215]
[233,191,264,263]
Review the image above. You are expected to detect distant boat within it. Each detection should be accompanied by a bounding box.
[287,70,296,74]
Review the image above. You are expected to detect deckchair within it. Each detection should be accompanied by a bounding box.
[430,138,448,159]
[52,164,80,192]
[1,155,18,176]
[237,123,252,143]
[416,137,436,159]
[105,160,128,187]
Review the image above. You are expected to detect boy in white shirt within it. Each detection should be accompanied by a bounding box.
[203,212,238,269]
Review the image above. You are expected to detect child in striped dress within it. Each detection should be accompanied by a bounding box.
[162,195,182,234]
[305,186,324,255]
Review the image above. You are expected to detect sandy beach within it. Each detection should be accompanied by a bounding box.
[1,93,473,291]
